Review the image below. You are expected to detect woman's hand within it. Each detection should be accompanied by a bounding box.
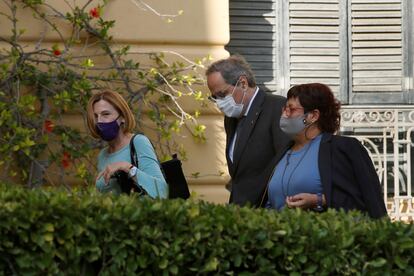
[96,161,131,184]
[286,193,318,209]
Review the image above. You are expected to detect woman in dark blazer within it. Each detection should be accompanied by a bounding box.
[265,83,387,218]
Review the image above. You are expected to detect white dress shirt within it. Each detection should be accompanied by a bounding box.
[229,87,259,162]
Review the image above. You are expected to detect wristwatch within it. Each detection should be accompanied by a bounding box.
[313,193,324,212]
[128,165,138,178]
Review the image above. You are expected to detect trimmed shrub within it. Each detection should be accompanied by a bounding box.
[0,183,413,275]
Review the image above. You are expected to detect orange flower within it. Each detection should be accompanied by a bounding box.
[61,152,71,169]
[89,7,100,18]
[44,120,54,133]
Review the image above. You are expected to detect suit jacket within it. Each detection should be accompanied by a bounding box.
[225,89,289,207]
[266,133,387,218]
[319,133,387,218]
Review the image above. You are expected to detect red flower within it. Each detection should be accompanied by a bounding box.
[89,7,100,18]
[61,152,71,169]
[44,120,54,133]
[53,49,61,56]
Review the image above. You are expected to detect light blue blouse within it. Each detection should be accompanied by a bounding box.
[267,134,323,210]
[96,134,168,198]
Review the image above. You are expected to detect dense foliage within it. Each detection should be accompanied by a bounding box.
[0,0,207,188]
[0,183,412,275]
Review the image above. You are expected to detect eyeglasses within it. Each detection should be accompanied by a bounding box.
[209,77,242,103]
[282,105,304,116]
[208,85,232,103]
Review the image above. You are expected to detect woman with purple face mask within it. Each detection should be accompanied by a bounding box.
[86,90,168,198]
[263,83,387,219]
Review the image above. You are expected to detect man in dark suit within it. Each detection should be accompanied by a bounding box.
[206,55,290,207]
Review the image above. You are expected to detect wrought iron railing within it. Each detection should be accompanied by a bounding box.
[340,106,414,220]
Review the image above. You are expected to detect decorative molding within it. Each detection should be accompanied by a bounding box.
[341,105,414,220]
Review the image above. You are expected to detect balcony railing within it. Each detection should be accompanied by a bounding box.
[340,106,414,221]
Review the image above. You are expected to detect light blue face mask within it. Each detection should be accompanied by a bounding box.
[279,114,308,137]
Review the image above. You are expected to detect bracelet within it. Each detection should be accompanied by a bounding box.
[313,193,324,212]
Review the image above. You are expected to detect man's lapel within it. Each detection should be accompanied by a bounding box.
[232,90,265,170]
[224,116,238,174]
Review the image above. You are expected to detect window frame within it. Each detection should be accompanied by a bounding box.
[277,0,413,104]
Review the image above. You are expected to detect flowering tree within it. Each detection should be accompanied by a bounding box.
[0,0,208,188]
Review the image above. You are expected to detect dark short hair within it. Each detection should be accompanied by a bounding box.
[205,55,256,87]
[287,83,341,133]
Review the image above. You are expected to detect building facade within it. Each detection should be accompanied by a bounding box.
[227,0,414,219]
[2,0,413,218]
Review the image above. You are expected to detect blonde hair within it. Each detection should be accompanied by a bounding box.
[86,90,136,139]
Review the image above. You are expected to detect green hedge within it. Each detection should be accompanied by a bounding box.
[0,184,413,275]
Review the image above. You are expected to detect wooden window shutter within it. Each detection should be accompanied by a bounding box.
[350,0,406,103]
[226,0,278,92]
[288,0,343,99]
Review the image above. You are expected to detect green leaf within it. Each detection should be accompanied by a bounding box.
[234,254,242,267]
[44,233,54,242]
[394,255,407,269]
[44,223,55,232]
[298,255,307,264]
[303,264,318,274]
[202,257,219,272]
[368,258,387,268]
[159,258,168,269]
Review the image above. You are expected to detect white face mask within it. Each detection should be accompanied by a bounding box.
[215,78,246,118]
[216,95,244,118]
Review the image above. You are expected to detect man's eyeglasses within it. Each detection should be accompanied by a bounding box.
[209,77,242,103]
[282,105,304,116]
[208,85,232,103]
[208,92,227,102]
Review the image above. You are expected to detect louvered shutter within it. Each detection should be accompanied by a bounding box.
[228,0,411,103]
[226,0,278,92]
[350,0,405,102]
[288,0,343,98]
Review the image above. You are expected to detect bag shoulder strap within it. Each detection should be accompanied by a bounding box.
[130,132,163,167]
[129,133,138,167]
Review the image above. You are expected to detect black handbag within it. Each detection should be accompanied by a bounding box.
[160,154,190,199]
[130,134,190,199]
[111,170,148,196]
[110,135,148,196]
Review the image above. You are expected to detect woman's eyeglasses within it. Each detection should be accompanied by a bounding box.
[282,105,304,116]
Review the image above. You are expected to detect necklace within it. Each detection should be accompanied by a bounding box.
[281,139,314,197]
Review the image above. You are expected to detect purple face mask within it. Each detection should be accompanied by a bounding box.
[96,117,120,141]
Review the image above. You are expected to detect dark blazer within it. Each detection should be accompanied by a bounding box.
[225,89,289,207]
[266,132,387,218]
[319,133,387,218]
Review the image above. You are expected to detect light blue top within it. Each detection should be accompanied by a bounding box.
[96,134,168,198]
[267,134,323,210]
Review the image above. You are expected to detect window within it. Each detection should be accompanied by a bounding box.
[285,0,413,104]
[227,0,414,104]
